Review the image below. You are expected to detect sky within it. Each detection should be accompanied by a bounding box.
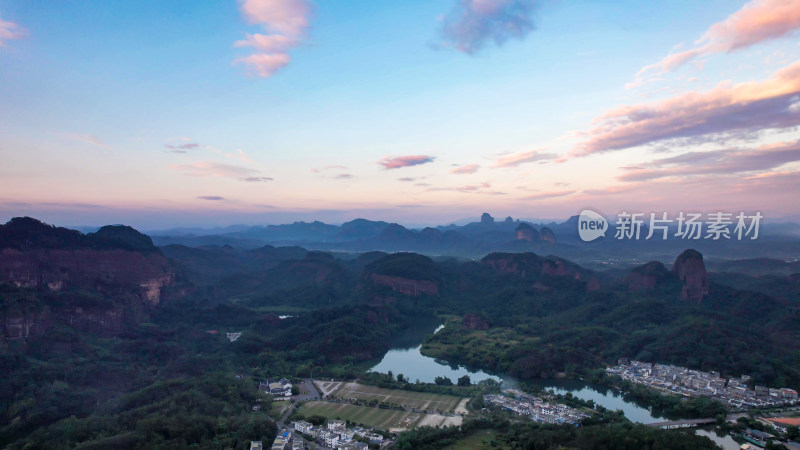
[1,0,800,228]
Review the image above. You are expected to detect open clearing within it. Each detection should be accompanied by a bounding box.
[331,382,465,412]
[417,413,463,428]
[298,401,423,430]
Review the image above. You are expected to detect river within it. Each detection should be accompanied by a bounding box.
[370,317,500,384]
[370,317,671,423]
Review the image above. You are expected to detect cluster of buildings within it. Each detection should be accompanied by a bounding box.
[226,331,242,342]
[293,419,384,449]
[259,378,293,398]
[484,389,590,425]
[607,359,799,409]
[250,430,303,450]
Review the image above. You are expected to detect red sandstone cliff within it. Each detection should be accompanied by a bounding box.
[369,273,439,296]
[0,247,174,305]
[671,249,709,303]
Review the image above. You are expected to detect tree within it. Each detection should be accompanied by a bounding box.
[434,376,453,386]
[457,375,471,386]
[787,425,799,441]
[397,373,405,383]
[291,386,299,396]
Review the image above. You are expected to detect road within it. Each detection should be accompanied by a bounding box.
[277,378,321,427]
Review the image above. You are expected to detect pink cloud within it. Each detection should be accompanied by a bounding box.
[0,16,25,48]
[635,0,800,80]
[450,164,480,174]
[240,0,311,36]
[575,60,800,156]
[234,0,311,78]
[234,53,291,78]
[491,149,556,168]
[234,33,298,52]
[617,140,800,182]
[439,0,539,54]
[378,155,436,170]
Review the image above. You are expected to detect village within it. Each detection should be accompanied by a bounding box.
[484,389,590,425]
[250,418,388,450]
[607,359,800,410]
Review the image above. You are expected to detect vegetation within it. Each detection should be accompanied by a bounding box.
[4,227,800,448]
[395,417,720,450]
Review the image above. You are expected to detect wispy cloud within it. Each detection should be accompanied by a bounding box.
[427,182,491,193]
[575,60,800,157]
[165,140,253,163]
[197,196,225,201]
[522,189,575,200]
[0,16,25,48]
[234,0,312,78]
[491,149,555,168]
[311,165,348,173]
[631,0,800,86]
[60,133,111,149]
[165,142,201,153]
[618,140,800,182]
[450,164,480,174]
[438,0,539,54]
[169,161,272,182]
[333,173,354,179]
[378,155,436,169]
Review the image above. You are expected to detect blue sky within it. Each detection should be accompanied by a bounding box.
[1,0,800,228]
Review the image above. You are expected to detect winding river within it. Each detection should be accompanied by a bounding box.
[370,317,669,423]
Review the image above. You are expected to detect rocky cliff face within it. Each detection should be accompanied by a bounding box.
[515,223,539,242]
[0,247,174,305]
[0,218,176,305]
[540,227,556,243]
[482,252,542,276]
[672,249,709,302]
[481,252,599,292]
[0,218,178,341]
[625,261,674,292]
[369,274,439,296]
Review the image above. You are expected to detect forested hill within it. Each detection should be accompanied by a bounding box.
[2,216,800,448]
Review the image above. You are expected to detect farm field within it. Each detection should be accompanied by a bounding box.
[330,382,465,412]
[298,401,423,431]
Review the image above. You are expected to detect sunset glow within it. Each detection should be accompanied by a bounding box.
[2,0,800,228]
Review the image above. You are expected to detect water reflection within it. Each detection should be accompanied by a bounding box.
[532,379,667,424]
[694,428,743,450]
[370,316,499,384]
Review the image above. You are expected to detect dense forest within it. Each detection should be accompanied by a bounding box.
[2,218,799,447]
